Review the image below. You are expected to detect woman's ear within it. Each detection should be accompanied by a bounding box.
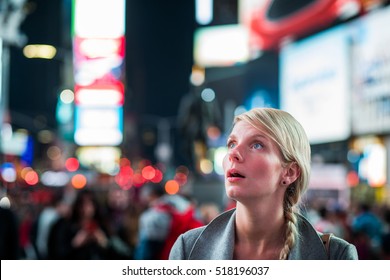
[282,162,300,186]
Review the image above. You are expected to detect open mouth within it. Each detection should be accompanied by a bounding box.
[227,170,245,178]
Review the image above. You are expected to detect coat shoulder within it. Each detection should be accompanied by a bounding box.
[328,234,359,260]
[180,208,235,245]
[169,209,235,259]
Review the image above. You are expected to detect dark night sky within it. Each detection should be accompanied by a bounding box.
[8,0,63,131]
[125,0,195,118]
[8,0,196,131]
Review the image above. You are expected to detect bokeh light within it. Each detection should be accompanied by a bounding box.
[71,174,87,189]
[165,180,180,195]
[142,165,156,180]
[65,157,80,172]
[24,170,39,186]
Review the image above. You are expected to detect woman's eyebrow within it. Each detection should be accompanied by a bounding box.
[253,133,267,139]
[249,133,269,141]
[228,133,269,141]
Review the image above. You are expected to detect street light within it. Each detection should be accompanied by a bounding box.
[22,44,57,59]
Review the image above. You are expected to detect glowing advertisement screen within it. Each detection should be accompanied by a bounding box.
[73,36,125,86]
[194,24,250,67]
[280,26,351,144]
[350,7,390,135]
[72,0,125,146]
[73,0,125,38]
[74,106,123,146]
[75,83,124,106]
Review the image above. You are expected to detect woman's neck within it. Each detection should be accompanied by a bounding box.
[234,203,286,259]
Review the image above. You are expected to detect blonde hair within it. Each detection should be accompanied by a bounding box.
[234,107,311,259]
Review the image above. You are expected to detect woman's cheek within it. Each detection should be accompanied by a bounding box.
[222,154,229,172]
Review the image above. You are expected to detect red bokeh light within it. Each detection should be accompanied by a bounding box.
[65,157,80,172]
[142,165,156,180]
[151,168,163,183]
[24,170,39,186]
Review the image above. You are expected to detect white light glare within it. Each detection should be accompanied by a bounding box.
[201,88,215,102]
[1,166,17,183]
[0,196,11,209]
[60,89,74,104]
[196,0,213,25]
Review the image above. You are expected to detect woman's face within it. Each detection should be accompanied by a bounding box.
[223,120,287,204]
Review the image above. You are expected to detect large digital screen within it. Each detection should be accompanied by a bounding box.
[194,24,250,67]
[280,25,351,144]
[73,0,125,38]
[74,106,123,146]
[72,0,125,146]
[350,7,390,135]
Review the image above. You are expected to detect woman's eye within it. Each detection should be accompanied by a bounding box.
[253,143,263,150]
[227,141,235,149]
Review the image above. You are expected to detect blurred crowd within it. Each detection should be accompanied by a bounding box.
[1,184,390,260]
[0,184,212,260]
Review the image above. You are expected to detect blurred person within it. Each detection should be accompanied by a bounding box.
[314,206,343,238]
[134,183,168,260]
[177,90,222,172]
[331,207,353,242]
[31,191,67,259]
[199,203,220,224]
[169,107,358,260]
[104,187,141,259]
[351,203,383,259]
[380,207,390,260]
[0,205,20,259]
[18,206,37,259]
[134,183,203,260]
[47,189,110,259]
[109,202,142,259]
[301,200,321,226]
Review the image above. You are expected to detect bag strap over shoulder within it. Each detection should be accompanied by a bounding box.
[320,233,333,259]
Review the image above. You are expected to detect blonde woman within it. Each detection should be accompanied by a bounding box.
[169,108,358,260]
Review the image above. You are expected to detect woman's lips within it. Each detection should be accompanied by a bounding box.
[227,176,244,182]
[226,169,245,182]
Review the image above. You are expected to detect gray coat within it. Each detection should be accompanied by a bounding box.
[169,208,358,260]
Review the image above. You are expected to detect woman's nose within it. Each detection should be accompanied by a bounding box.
[228,147,243,162]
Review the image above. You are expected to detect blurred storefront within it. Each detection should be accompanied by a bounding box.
[348,136,389,205]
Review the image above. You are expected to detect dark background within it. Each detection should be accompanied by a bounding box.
[8,0,196,128]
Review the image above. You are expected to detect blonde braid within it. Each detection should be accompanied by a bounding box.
[279,186,299,260]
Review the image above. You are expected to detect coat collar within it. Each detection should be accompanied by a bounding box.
[188,208,328,260]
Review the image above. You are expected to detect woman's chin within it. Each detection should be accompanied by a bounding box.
[225,186,244,201]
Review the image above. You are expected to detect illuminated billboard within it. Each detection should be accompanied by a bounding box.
[74,106,123,146]
[280,5,390,142]
[350,7,390,135]
[280,26,351,144]
[194,24,250,67]
[72,0,125,146]
[73,0,125,38]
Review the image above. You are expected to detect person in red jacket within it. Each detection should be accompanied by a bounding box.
[134,183,203,260]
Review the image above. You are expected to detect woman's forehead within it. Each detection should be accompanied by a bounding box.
[231,120,268,136]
